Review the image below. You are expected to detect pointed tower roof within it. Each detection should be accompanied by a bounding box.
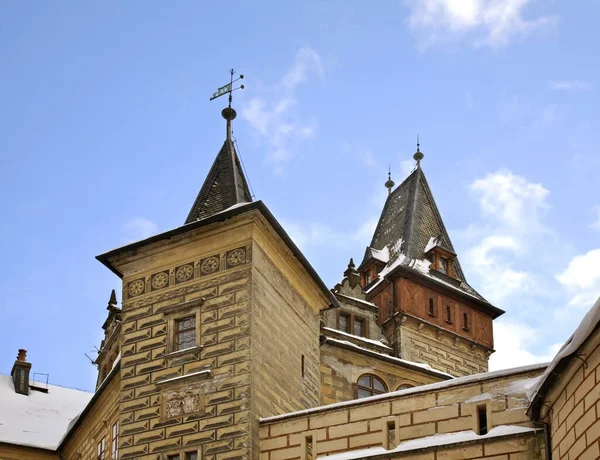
[363,150,501,314]
[185,108,252,224]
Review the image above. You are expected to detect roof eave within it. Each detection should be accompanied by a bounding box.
[96,201,339,310]
[385,264,505,319]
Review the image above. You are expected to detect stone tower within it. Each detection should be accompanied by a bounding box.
[358,145,504,376]
[96,108,336,459]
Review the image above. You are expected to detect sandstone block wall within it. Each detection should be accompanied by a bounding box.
[115,241,254,460]
[60,373,120,460]
[319,344,444,406]
[260,366,545,460]
[398,319,489,377]
[546,330,600,460]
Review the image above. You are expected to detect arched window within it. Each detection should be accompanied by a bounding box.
[396,383,414,391]
[357,374,387,398]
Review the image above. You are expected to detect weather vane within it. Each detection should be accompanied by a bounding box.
[210,69,245,108]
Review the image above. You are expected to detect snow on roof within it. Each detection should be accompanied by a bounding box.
[529,295,600,404]
[0,374,92,450]
[335,293,378,309]
[260,362,546,424]
[324,337,453,378]
[316,425,539,460]
[321,327,392,351]
[424,236,440,254]
[368,246,390,264]
[365,252,481,302]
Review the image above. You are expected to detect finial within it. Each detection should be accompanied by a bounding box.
[413,135,424,167]
[107,289,117,310]
[348,258,355,269]
[210,69,245,141]
[385,165,395,194]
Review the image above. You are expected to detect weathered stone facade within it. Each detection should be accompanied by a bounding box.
[260,365,546,460]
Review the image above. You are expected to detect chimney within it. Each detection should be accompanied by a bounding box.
[11,349,31,396]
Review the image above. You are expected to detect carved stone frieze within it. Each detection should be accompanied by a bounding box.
[123,244,251,302]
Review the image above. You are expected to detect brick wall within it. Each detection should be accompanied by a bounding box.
[260,366,545,460]
[545,330,600,459]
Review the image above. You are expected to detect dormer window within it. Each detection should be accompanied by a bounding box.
[364,270,372,285]
[438,258,447,273]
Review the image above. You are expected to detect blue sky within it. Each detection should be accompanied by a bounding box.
[1,1,599,392]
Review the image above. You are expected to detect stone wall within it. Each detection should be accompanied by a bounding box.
[396,316,489,377]
[60,372,120,460]
[544,329,600,459]
[260,365,545,460]
[319,343,445,406]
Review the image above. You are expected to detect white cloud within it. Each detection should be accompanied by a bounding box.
[489,320,560,371]
[123,218,158,243]
[591,206,600,231]
[556,249,600,308]
[470,169,549,232]
[281,47,324,90]
[548,80,593,91]
[459,170,550,304]
[241,46,322,174]
[405,0,558,49]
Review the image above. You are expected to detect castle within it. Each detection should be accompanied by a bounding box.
[1,105,599,460]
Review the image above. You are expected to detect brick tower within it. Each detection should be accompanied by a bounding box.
[96,107,336,459]
[358,143,504,376]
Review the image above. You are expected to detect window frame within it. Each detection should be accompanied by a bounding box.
[336,310,368,338]
[111,419,119,460]
[164,450,200,460]
[355,373,388,398]
[96,437,106,460]
[174,315,196,351]
[166,309,201,355]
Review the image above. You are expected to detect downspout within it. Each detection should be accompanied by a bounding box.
[389,277,399,358]
[542,421,552,460]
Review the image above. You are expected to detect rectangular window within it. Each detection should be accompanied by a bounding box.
[446,306,452,324]
[185,452,198,460]
[111,421,119,459]
[97,438,106,460]
[364,270,371,285]
[386,419,396,449]
[167,456,180,460]
[304,434,314,460]
[354,318,365,337]
[463,312,469,331]
[477,405,488,435]
[428,298,435,316]
[339,313,350,333]
[438,258,447,273]
[175,316,196,351]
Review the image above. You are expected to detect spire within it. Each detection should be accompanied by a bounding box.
[414,135,424,167]
[185,119,252,224]
[385,165,395,195]
[186,69,252,224]
[107,289,117,310]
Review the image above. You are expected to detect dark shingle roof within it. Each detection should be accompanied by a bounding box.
[185,139,252,224]
[367,166,493,307]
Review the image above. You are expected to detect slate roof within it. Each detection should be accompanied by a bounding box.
[365,166,495,308]
[185,139,252,224]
